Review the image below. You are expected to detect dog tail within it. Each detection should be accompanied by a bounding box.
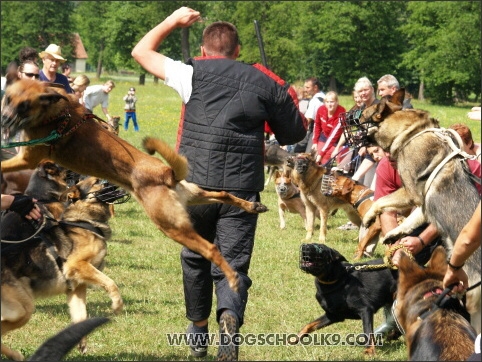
[142,137,188,181]
[29,317,109,361]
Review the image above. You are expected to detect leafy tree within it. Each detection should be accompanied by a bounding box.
[71,1,115,78]
[1,1,74,71]
[297,1,408,93]
[401,1,481,104]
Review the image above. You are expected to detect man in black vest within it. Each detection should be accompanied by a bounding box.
[133,7,307,360]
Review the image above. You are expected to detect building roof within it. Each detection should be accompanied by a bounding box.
[73,33,88,59]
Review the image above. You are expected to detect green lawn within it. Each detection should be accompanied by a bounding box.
[2,74,479,361]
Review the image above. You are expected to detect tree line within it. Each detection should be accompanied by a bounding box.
[1,1,480,104]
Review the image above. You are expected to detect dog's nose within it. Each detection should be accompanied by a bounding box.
[278,184,287,193]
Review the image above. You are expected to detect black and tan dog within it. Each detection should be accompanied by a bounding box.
[1,177,124,361]
[395,246,476,361]
[24,159,69,219]
[1,79,269,292]
[295,243,398,355]
[289,153,361,242]
[359,88,481,332]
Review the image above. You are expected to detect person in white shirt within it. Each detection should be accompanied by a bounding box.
[82,80,115,123]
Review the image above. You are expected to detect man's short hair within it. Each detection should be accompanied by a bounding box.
[104,80,115,88]
[305,77,322,91]
[202,21,240,57]
[377,74,399,89]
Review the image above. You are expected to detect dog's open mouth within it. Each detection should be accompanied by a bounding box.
[94,182,131,204]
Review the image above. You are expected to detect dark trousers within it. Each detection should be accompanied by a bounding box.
[181,191,259,327]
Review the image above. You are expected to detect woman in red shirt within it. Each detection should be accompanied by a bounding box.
[311,91,346,164]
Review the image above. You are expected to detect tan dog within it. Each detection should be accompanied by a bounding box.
[289,153,361,242]
[395,247,476,360]
[0,80,268,292]
[359,88,481,332]
[1,177,123,361]
[324,172,380,259]
[274,168,308,229]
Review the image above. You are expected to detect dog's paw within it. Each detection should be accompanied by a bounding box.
[252,202,268,213]
[112,298,124,314]
[362,212,377,228]
[381,233,404,245]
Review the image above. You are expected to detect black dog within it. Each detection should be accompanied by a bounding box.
[296,243,398,355]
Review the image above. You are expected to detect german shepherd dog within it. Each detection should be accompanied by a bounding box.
[1,176,124,361]
[23,159,69,219]
[359,88,481,333]
[395,247,477,361]
[323,172,381,259]
[288,153,361,242]
[296,243,398,355]
[1,79,269,292]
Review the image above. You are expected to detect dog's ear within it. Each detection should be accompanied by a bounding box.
[367,88,405,123]
[64,186,81,203]
[274,170,281,179]
[390,88,405,107]
[341,178,354,195]
[37,162,48,178]
[426,246,448,277]
[397,251,425,287]
[283,167,292,178]
[332,248,348,262]
[380,88,404,115]
[39,90,69,106]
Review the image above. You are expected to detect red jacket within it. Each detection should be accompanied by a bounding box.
[313,104,346,153]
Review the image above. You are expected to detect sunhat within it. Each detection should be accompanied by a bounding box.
[39,44,66,63]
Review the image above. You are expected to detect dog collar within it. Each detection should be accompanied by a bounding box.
[353,191,374,209]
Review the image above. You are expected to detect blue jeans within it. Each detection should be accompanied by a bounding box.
[124,111,138,131]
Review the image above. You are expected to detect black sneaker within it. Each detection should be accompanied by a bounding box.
[217,310,239,361]
[186,322,208,358]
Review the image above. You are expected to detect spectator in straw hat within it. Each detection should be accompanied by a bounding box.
[38,44,73,93]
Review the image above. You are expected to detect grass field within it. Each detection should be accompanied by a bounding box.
[2,73,479,361]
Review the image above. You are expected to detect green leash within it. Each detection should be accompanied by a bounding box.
[1,130,61,148]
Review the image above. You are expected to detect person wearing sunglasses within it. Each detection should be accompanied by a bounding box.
[17,60,40,80]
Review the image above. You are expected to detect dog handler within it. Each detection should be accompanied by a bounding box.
[132,7,307,360]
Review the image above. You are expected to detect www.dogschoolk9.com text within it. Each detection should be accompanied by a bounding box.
[166,332,383,347]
